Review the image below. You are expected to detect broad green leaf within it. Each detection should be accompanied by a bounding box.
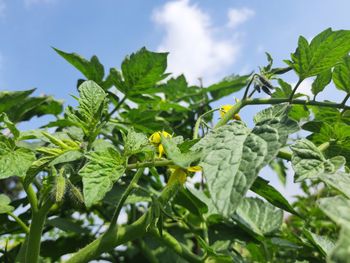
[0,89,34,113]
[333,55,350,93]
[318,195,350,226]
[251,177,299,216]
[206,74,249,101]
[66,80,107,136]
[53,48,104,83]
[79,147,125,207]
[290,139,342,181]
[328,227,350,263]
[233,197,283,236]
[123,128,153,157]
[194,122,265,217]
[253,104,299,145]
[195,105,297,217]
[318,172,350,199]
[161,136,201,169]
[303,229,335,256]
[0,194,14,214]
[0,142,35,179]
[121,47,169,93]
[286,28,350,79]
[312,69,332,96]
[0,89,63,123]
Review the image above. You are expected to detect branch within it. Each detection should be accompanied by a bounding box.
[150,229,204,263]
[109,168,145,230]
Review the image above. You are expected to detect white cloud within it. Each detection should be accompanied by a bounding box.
[24,0,56,7]
[152,0,254,85]
[227,8,255,29]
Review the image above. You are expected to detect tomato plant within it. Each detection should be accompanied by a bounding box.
[1,28,350,262]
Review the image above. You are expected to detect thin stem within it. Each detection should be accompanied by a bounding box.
[242,74,256,100]
[245,98,350,110]
[193,108,219,139]
[105,96,127,121]
[126,160,173,170]
[150,229,204,263]
[277,149,292,161]
[288,78,303,102]
[340,93,350,115]
[109,168,145,230]
[7,212,30,234]
[214,100,244,129]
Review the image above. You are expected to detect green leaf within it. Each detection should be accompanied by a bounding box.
[79,146,125,207]
[0,142,36,179]
[194,122,265,217]
[290,139,342,181]
[318,172,350,199]
[251,177,299,216]
[304,229,335,256]
[0,89,63,123]
[121,47,169,93]
[123,128,153,157]
[0,194,14,214]
[195,105,297,218]
[206,74,250,101]
[174,187,208,216]
[53,47,104,83]
[318,195,350,226]
[66,80,107,136]
[311,69,332,96]
[328,227,350,263]
[287,28,350,79]
[0,113,20,139]
[233,197,283,237]
[333,55,350,93]
[161,136,201,169]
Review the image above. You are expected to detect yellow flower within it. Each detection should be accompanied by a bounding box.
[149,131,172,158]
[219,104,241,121]
[167,165,202,186]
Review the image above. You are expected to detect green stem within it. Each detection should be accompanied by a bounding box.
[23,182,38,213]
[242,74,256,100]
[105,96,127,121]
[66,213,149,263]
[7,212,30,234]
[214,100,244,129]
[109,168,145,230]
[126,160,174,170]
[247,97,350,109]
[288,78,303,102]
[193,108,219,139]
[150,229,204,263]
[277,149,292,161]
[340,93,350,115]
[25,200,53,263]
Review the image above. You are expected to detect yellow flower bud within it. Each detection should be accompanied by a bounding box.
[149,131,172,158]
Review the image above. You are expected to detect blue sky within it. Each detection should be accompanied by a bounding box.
[1,0,350,199]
